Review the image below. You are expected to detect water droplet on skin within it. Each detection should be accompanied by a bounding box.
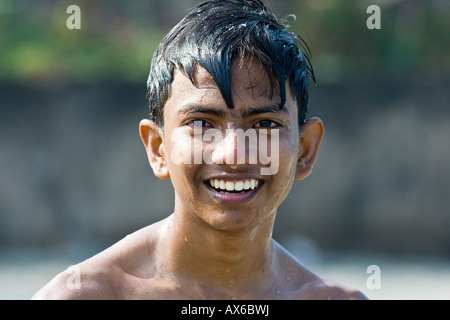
[197,92,207,102]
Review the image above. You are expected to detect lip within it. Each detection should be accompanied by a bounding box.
[203,176,263,207]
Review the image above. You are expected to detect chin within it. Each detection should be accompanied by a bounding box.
[199,208,272,232]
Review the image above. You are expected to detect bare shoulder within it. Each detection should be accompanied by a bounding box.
[272,240,368,300]
[32,222,163,300]
[31,260,119,300]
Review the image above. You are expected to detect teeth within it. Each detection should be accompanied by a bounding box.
[235,181,243,191]
[209,179,260,191]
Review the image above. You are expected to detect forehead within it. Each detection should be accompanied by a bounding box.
[168,57,280,107]
[189,56,273,94]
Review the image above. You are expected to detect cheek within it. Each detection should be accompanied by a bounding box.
[163,130,205,193]
[164,127,206,167]
[266,140,298,207]
[277,141,298,179]
[267,131,299,177]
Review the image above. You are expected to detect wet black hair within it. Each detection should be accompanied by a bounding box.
[146,0,315,128]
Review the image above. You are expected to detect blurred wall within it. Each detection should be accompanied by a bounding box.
[1,0,449,255]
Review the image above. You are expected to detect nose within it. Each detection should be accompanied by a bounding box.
[210,128,258,167]
[210,129,237,167]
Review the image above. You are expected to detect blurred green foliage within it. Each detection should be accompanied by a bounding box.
[0,0,167,83]
[1,0,449,84]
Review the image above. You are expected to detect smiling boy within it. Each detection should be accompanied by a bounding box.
[33,0,367,300]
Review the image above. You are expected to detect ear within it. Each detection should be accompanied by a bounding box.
[295,117,324,180]
[139,119,170,180]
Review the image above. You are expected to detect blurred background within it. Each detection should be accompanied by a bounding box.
[1,0,449,299]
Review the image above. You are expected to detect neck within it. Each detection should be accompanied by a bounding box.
[157,210,277,298]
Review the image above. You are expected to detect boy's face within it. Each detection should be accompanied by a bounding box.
[140,57,323,231]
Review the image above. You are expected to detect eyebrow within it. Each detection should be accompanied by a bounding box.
[177,103,289,118]
[177,105,226,118]
[241,104,290,118]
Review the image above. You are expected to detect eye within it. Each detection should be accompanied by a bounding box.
[254,120,278,128]
[186,119,214,128]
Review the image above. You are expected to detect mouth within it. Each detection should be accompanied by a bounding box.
[208,178,259,193]
[205,178,262,206]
